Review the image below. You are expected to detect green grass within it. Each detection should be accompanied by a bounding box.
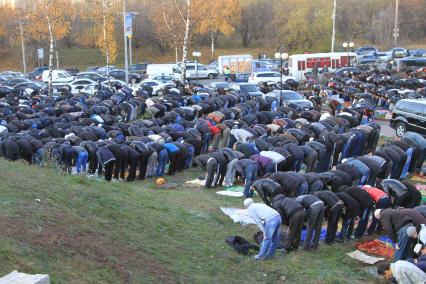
[0,160,378,283]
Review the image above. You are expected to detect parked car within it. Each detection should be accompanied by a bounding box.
[357,53,377,64]
[185,64,219,79]
[129,62,151,74]
[96,65,118,75]
[27,66,49,80]
[86,66,100,72]
[388,47,409,59]
[140,80,175,96]
[75,72,107,82]
[108,69,142,83]
[41,70,74,84]
[229,83,263,97]
[0,86,13,97]
[151,74,177,83]
[333,67,361,77]
[248,71,295,85]
[0,71,26,78]
[355,46,378,55]
[393,57,426,72]
[263,90,313,111]
[390,99,426,136]
[12,82,46,94]
[67,79,97,94]
[412,49,426,57]
[146,64,181,79]
[207,82,230,91]
[4,78,33,87]
[375,52,389,63]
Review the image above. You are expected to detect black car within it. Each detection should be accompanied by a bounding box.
[129,62,150,74]
[76,72,107,82]
[4,78,33,87]
[390,99,426,137]
[108,70,142,83]
[27,66,49,80]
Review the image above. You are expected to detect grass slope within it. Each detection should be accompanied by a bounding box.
[0,160,377,283]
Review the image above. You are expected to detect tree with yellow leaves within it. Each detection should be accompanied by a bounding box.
[193,0,240,60]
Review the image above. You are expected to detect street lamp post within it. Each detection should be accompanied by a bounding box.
[274,51,289,101]
[342,42,354,67]
[192,51,201,85]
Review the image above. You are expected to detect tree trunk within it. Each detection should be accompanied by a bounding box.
[102,0,110,85]
[175,45,178,63]
[210,31,215,62]
[180,0,191,82]
[54,39,59,69]
[46,2,54,97]
[19,9,26,73]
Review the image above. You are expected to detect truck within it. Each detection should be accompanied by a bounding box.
[287,52,358,81]
[146,64,181,79]
[217,54,273,75]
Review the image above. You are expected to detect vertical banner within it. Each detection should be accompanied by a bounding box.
[125,13,133,38]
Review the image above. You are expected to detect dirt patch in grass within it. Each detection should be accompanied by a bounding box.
[0,214,174,283]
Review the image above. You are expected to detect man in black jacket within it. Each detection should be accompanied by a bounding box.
[252,179,283,206]
[269,172,308,197]
[96,146,116,181]
[376,208,426,261]
[344,186,374,238]
[336,191,361,242]
[271,194,305,252]
[380,179,410,208]
[295,194,325,250]
[313,190,343,244]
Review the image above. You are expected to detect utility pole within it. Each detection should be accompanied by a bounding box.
[129,36,132,66]
[122,0,129,86]
[18,8,26,73]
[393,0,399,46]
[331,0,337,52]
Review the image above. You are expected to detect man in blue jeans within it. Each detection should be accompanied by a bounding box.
[244,198,282,261]
[72,145,89,174]
[236,159,258,197]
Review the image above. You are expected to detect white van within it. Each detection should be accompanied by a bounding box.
[42,70,74,84]
[146,64,181,79]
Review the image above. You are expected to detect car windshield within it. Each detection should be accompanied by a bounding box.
[282,92,303,100]
[240,85,258,92]
[212,83,229,89]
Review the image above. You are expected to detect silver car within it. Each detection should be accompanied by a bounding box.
[185,64,219,79]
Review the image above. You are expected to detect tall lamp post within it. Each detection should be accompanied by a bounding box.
[274,51,289,99]
[192,51,201,84]
[342,42,354,67]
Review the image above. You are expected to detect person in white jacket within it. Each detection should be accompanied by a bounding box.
[244,198,282,260]
[378,261,426,284]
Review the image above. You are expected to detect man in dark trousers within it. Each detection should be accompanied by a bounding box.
[336,191,361,242]
[313,190,343,244]
[195,154,218,188]
[235,159,258,198]
[375,208,426,261]
[106,143,129,180]
[271,194,305,253]
[344,186,374,239]
[295,194,325,250]
[96,146,116,181]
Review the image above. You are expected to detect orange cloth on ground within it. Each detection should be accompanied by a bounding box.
[355,240,394,259]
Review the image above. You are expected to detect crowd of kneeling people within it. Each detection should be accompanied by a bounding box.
[1,73,426,282]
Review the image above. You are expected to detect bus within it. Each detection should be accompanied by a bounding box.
[392,57,426,72]
[288,52,357,81]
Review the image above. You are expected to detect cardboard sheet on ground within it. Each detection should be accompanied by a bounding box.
[0,271,50,284]
[216,191,244,197]
[347,250,385,265]
[221,207,256,225]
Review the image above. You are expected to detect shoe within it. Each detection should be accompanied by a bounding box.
[252,255,265,261]
[335,238,344,243]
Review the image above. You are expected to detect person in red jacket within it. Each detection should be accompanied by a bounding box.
[362,185,391,235]
[207,121,222,151]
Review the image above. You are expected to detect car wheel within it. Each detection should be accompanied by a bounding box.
[207,73,214,79]
[395,122,407,137]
